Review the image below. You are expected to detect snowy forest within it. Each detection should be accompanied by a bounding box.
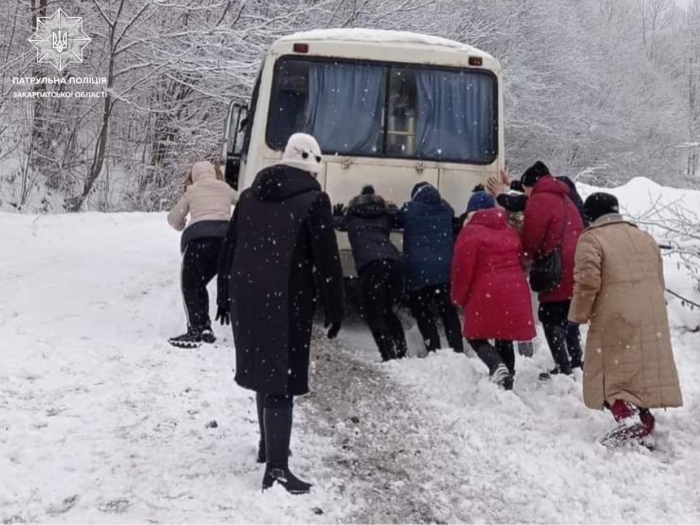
[1,0,700,213]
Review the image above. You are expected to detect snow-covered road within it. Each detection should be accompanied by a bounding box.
[1,177,699,523]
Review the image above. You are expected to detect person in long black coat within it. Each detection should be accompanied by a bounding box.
[216,133,344,495]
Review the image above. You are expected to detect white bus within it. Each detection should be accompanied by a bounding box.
[223,29,504,275]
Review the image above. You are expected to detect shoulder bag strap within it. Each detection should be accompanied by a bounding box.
[557,196,568,249]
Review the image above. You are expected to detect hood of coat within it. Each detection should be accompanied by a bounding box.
[191,161,217,183]
[412,184,442,205]
[467,208,508,230]
[348,193,387,218]
[531,175,569,198]
[588,213,635,231]
[251,164,321,201]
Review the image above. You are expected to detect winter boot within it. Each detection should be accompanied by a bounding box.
[600,401,653,449]
[393,332,408,359]
[503,374,515,391]
[490,364,510,388]
[600,418,648,449]
[538,365,573,382]
[566,323,583,370]
[262,406,311,495]
[256,392,266,463]
[168,327,202,349]
[257,442,293,463]
[639,410,657,450]
[200,326,216,344]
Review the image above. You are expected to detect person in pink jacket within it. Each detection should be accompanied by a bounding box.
[167,161,237,348]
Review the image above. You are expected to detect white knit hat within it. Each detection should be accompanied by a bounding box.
[281,133,323,174]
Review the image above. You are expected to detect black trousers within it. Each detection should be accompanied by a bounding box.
[359,260,407,361]
[539,301,583,371]
[409,282,464,353]
[468,339,515,375]
[181,237,223,331]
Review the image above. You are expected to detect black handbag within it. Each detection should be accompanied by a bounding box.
[529,198,568,294]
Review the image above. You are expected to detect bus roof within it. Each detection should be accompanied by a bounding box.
[276,29,495,61]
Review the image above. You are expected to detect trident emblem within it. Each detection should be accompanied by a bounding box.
[52,31,68,53]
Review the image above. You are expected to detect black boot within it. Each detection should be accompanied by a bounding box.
[262,406,311,495]
[256,394,292,463]
[200,325,216,344]
[566,323,583,369]
[542,324,572,380]
[538,365,573,381]
[256,392,266,463]
[168,327,202,348]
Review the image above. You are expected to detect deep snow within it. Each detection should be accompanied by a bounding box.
[1,178,699,523]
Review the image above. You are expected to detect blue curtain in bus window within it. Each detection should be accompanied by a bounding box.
[415,71,495,162]
[305,63,385,155]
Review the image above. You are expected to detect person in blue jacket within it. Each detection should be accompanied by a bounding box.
[397,182,464,354]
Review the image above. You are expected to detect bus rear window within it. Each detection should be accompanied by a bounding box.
[266,57,497,164]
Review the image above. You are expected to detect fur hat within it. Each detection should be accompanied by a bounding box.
[281,133,323,174]
[521,161,551,188]
[584,192,620,223]
[466,191,495,214]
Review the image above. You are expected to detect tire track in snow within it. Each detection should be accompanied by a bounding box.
[301,330,518,524]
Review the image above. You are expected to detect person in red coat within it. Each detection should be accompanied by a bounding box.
[520,162,585,379]
[452,191,536,389]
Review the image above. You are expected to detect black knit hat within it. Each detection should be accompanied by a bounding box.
[521,161,551,188]
[584,192,619,223]
[362,185,375,195]
[411,181,431,199]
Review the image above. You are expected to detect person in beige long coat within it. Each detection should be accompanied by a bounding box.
[569,192,682,448]
[167,161,237,348]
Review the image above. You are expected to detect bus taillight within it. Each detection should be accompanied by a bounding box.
[469,57,483,66]
[293,43,309,53]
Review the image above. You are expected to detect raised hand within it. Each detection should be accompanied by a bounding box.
[332,203,346,217]
[500,167,513,186]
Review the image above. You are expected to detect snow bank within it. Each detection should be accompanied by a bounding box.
[381,341,700,523]
[578,177,700,330]
[0,213,351,523]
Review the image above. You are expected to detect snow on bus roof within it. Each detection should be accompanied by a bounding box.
[278,29,494,59]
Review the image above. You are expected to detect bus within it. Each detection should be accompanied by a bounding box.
[222,29,504,276]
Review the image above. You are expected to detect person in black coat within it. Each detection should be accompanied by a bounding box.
[216,133,344,495]
[333,185,406,362]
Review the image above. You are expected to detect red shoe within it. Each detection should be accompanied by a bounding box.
[601,401,655,450]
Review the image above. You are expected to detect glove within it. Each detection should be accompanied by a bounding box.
[215,306,230,326]
[333,203,346,217]
[325,319,341,340]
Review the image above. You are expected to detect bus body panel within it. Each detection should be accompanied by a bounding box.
[228,30,505,276]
